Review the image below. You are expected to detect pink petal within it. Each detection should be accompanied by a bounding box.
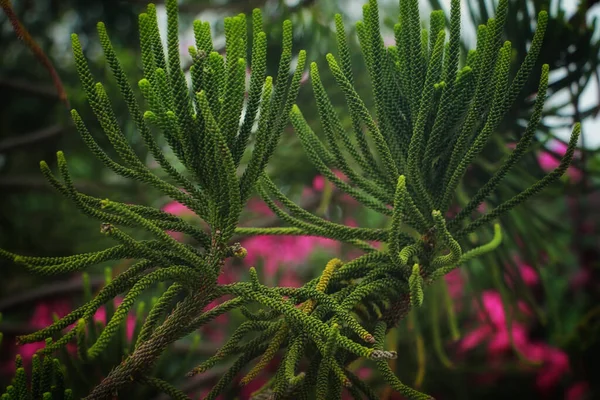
[476,202,487,214]
[344,217,358,227]
[444,269,464,299]
[247,198,274,216]
[487,323,528,356]
[166,230,184,242]
[478,291,506,328]
[458,325,493,352]
[162,201,194,216]
[312,175,325,191]
[332,169,348,182]
[30,299,71,329]
[538,152,561,172]
[565,381,590,400]
[550,140,569,156]
[519,264,539,286]
[279,271,302,288]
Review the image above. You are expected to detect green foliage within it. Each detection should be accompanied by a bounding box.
[0,351,73,400]
[0,0,581,398]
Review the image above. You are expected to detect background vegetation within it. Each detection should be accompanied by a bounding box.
[1,0,598,398]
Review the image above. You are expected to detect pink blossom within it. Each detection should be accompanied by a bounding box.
[92,297,136,342]
[278,270,302,288]
[477,291,508,327]
[162,200,194,217]
[458,325,493,352]
[519,264,539,286]
[477,202,488,214]
[162,200,197,241]
[344,217,358,227]
[487,322,529,356]
[243,235,340,276]
[3,299,72,371]
[446,205,460,218]
[520,342,570,392]
[247,197,274,216]
[505,261,539,287]
[444,269,464,299]
[3,296,139,374]
[537,140,581,182]
[458,291,531,354]
[459,290,573,394]
[565,381,590,400]
[312,170,348,192]
[312,175,325,191]
[30,298,71,329]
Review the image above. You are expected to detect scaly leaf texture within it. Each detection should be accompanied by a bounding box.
[0,0,581,399]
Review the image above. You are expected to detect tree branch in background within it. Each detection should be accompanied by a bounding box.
[0,78,61,100]
[0,276,105,312]
[0,175,104,193]
[0,0,70,109]
[0,124,64,152]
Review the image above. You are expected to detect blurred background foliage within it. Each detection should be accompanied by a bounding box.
[1,0,599,399]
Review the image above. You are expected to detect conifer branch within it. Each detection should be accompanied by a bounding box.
[0,0,581,398]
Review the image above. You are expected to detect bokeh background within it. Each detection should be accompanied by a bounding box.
[1,0,599,399]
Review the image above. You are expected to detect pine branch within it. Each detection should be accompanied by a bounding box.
[0,0,582,398]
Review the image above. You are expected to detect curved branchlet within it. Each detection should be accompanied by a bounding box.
[0,0,581,398]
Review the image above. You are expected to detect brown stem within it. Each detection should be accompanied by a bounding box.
[84,285,214,399]
[150,364,231,400]
[0,0,70,109]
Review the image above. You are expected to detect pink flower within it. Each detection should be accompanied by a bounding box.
[458,290,573,394]
[537,140,581,182]
[162,200,195,216]
[344,217,358,227]
[278,270,302,288]
[505,261,539,287]
[247,197,274,217]
[477,202,488,214]
[243,235,340,276]
[520,342,570,392]
[30,298,71,329]
[458,324,493,352]
[444,269,464,299]
[162,200,198,241]
[3,296,139,374]
[565,381,590,400]
[458,291,531,355]
[312,175,326,191]
[487,322,529,356]
[519,264,539,286]
[241,195,341,277]
[3,299,72,371]
[92,297,136,342]
[312,170,348,192]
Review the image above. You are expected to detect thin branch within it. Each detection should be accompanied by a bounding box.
[0,78,61,99]
[0,276,105,312]
[0,124,64,152]
[0,0,70,108]
[0,175,104,193]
